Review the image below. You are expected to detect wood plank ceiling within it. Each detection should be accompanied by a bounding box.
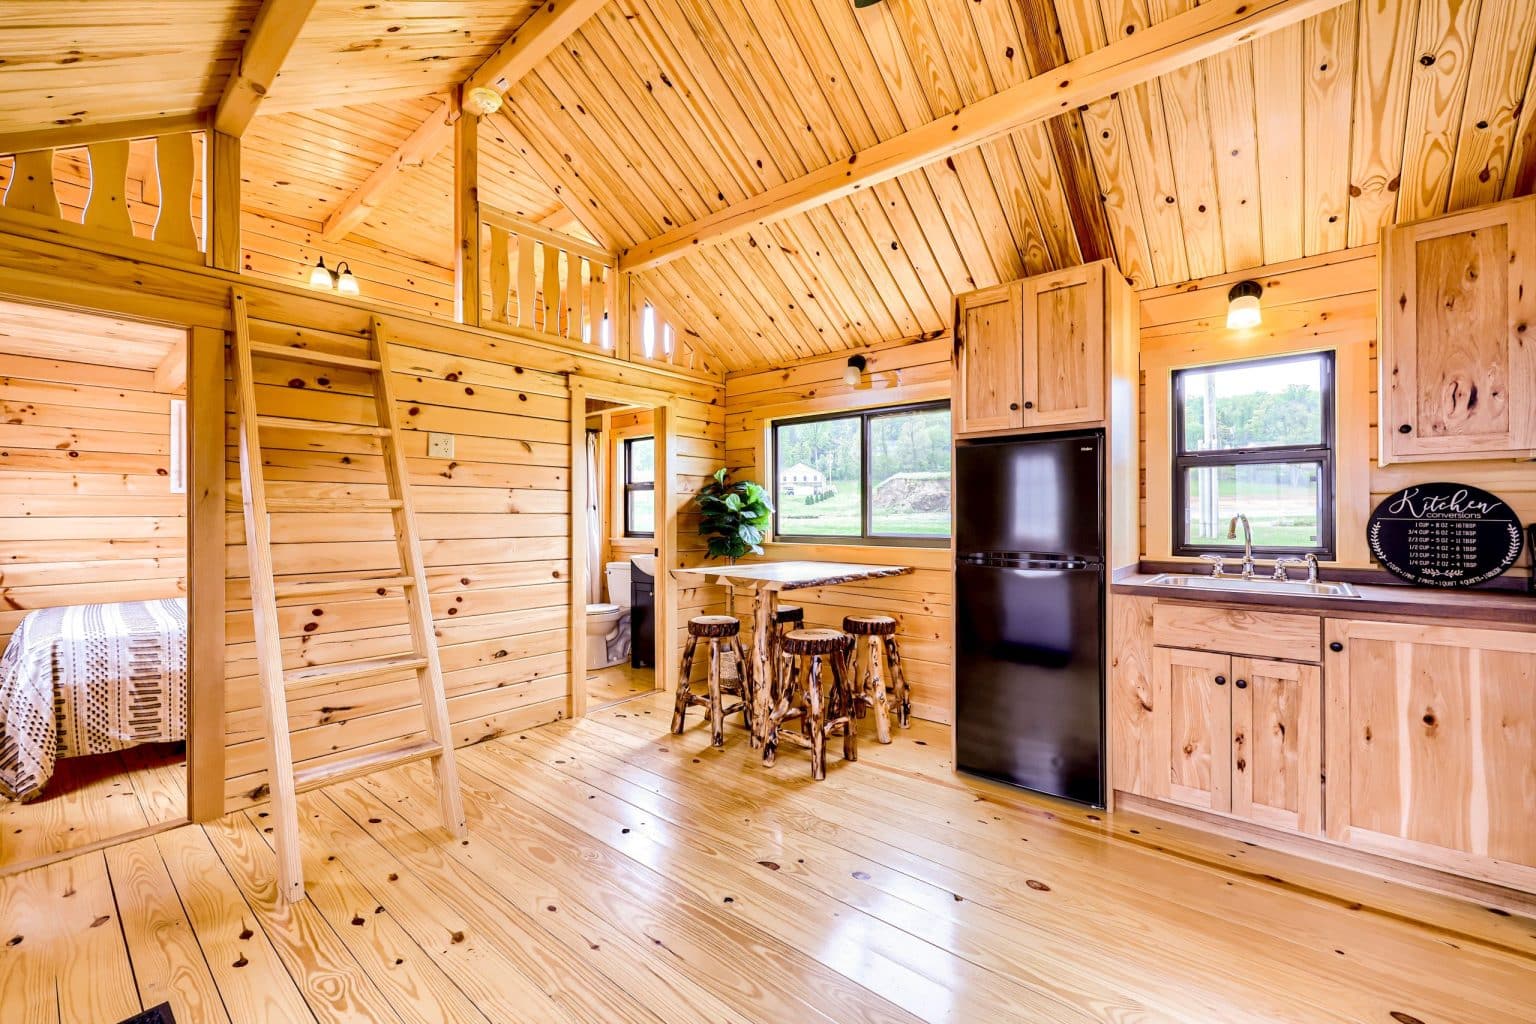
[2,0,1536,373]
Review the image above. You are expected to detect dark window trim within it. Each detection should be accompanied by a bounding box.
[623,435,655,538]
[771,400,951,548]
[1171,351,1336,559]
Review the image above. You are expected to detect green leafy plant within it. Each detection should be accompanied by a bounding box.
[695,468,774,561]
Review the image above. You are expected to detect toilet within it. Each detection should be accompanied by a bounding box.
[585,561,633,669]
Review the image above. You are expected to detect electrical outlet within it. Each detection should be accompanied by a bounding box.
[427,432,455,459]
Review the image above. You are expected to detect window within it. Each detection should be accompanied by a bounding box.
[772,402,951,545]
[1172,352,1335,558]
[623,436,655,537]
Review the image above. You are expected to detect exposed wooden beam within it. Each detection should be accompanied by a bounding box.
[453,113,480,325]
[1013,0,1116,265]
[321,1,605,242]
[0,113,209,157]
[618,0,1344,274]
[322,96,455,242]
[463,0,609,96]
[214,0,318,136]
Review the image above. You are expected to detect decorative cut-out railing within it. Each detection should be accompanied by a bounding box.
[482,206,617,347]
[627,277,712,373]
[0,131,207,262]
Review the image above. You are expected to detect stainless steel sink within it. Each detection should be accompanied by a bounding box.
[1143,573,1362,599]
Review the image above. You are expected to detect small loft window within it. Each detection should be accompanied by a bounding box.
[1172,351,1335,558]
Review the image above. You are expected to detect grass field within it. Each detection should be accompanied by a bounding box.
[776,478,950,538]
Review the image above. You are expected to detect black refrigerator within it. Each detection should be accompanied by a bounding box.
[954,431,1106,807]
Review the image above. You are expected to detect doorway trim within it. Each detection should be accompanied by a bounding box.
[567,375,676,718]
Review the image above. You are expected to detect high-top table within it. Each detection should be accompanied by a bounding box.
[669,560,913,748]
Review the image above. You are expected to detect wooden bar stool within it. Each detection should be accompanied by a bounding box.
[672,615,752,747]
[764,628,856,779]
[843,614,910,743]
[769,604,803,701]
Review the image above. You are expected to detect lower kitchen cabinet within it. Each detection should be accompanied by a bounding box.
[1323,619,1536,888]
[1150,646,1323,835]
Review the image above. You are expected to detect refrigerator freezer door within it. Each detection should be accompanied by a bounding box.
[954,563,1104,805]
[955,434,1103,558]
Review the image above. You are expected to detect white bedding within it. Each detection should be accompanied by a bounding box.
[0,598,187,802]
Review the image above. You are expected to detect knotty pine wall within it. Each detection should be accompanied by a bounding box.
[0,353,186,650]
[721,338,955,724]
[0,220,724,813]
[1138,247,1534,580]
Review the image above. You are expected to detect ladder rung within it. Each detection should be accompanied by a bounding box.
[264,497,403,513]
[293,738,442,793]
[274,575,415,600]
[249,341,382,371]
[286,654,428,689]
[257,415,390,437]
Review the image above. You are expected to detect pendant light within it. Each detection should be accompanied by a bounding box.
[1226,280,1263,329]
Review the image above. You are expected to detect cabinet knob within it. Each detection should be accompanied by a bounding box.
[1329,641,1344,653]
[1214,675,1226,686]
[1009,402,1020,411]
[1023,400,1034,410]
[1235,678,1248,689]
[1398,424,1412,434]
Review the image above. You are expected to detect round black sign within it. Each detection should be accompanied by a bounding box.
[1367,483,1525,587]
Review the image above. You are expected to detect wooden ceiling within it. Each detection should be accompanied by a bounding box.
[2,0,1536,374]
[0,299,186,372]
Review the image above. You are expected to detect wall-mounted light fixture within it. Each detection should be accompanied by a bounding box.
[308,256,360,297]
[1226,280,1263,330]
[843,353,868,386]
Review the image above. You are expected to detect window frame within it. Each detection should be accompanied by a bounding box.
[1171,350,1337,560]
[771,400,951,548]
[622,435,655,539]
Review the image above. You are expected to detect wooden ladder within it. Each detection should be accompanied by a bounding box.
[229,289,466,903]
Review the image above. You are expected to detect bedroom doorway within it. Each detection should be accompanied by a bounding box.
[0,299,199,872]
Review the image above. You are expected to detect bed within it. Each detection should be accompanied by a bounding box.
[0,598,187,802]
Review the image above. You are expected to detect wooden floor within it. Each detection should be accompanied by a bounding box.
[3,712,1534,1023]
[586,662,655,706]
[0,743,185,873]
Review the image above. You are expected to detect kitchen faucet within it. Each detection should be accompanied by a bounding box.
[1227,513,1256,578]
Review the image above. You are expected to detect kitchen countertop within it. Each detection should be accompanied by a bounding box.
[1113,570,1536,627]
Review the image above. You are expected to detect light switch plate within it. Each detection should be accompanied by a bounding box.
[427,432,455,459]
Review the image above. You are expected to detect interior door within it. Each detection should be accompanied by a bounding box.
[1230,657,1321,834]
[1154,647,1231,813]
[956,284,1023,434]
[1020,264,1104,427]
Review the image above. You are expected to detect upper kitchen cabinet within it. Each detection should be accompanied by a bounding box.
[954,260,1134,438]
[1380,197,1536,463]
[955,282,1024,434]
[1019,264,1105,428]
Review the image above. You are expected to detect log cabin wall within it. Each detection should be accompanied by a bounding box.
[722,337,955,724]
[0,331,187,651]
[1138,247,1534,580]
[0,220,724,813]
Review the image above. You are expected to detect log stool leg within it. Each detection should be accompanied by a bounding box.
[707,637,726,747]
[729,634,753,731]
[830,643,856,764]
[763,655,800,768]
[886,635,912,728]
[866,634,891,745]
[670,634,699,734]
[805,655,826,780]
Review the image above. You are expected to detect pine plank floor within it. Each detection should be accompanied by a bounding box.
[1,742,186,872]
[2,710,1534,1023]
[587,662,656,707]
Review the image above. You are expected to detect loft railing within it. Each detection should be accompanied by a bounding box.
[0,131,206,262]
[481,205,617,347]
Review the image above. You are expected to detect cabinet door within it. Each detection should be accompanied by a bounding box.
[1325,619,1536,885]
[1020,264,1105,427]
[1153,647,1231,813]
[955,284,1023,434]
[1231,657,1321,835]
[1381,197,1536,461]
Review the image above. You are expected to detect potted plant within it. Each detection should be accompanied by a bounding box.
[695,468,773,562]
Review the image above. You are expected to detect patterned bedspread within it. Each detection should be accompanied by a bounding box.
[0,598,187,802]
